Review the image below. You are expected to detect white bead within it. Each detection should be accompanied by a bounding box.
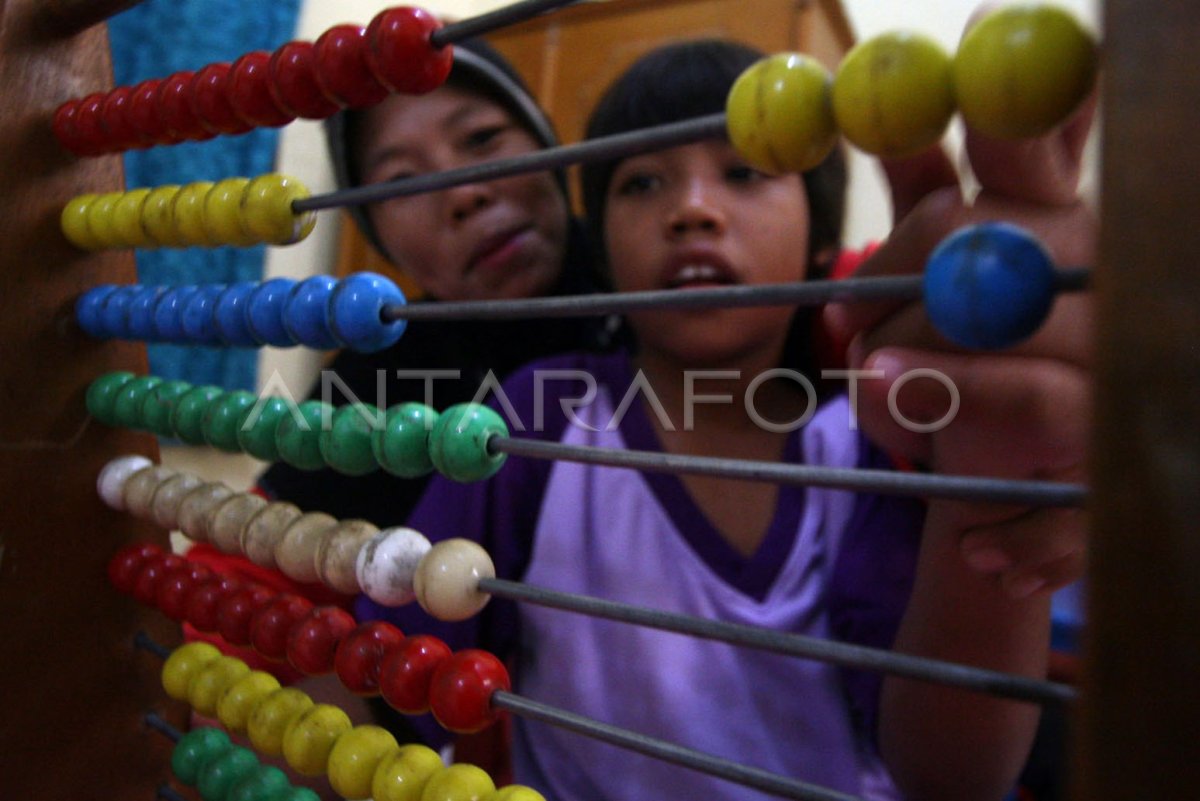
[96,455,153,509]
[413,539,494,622]
[356,527,431,607]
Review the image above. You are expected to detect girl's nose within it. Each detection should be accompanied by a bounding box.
[667,179,727,237]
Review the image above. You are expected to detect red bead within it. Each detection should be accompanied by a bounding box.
[333,621,405,695]
[184,575,242,633]
[189,63,253,135]
[365,7,452,95]
[128,79,177,146]
[101,87,150,150]
[216,583,276,646]
[250,593,314,660]
[429,649,510,734]
[131,552,185,607]
[269,41,341,119]
[73,93,113,154]
[287,606,357,675]
[155,562,214,621]
[107,542,165,594]
[53,100,90,156]
[379,634,452,715]
[228,51,296,128]
[313,25,389,108]
[157,71,214,142]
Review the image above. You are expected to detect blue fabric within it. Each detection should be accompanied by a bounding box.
[107,0,301,390]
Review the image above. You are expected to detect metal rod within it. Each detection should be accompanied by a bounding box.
[381,268,1091,322]
[144,711,182,743]
[488,437,1088,508]
[293,114,728,212]
[480,578,1077,705]
[490,691,864,801]
[431,0,583,47]
[134,629,172,661]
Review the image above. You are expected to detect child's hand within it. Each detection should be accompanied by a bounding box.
[823,88,1098,598]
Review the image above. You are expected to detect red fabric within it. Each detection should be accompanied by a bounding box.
[813,243,879,371]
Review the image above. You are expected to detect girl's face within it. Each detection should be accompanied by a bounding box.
[604,141,812,367]
[357,85,568,301]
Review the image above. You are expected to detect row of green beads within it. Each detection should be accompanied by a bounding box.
[85,371,509,482]
[172,726,319,801]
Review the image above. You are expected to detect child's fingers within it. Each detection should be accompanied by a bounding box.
[880,146,961,225]
[960,507,1088,596]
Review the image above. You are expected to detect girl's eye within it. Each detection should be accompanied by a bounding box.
[726,164,765,184]
[463,125,506,150]
[613,173,660,196]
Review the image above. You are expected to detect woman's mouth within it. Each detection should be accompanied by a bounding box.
[468,226,534,275]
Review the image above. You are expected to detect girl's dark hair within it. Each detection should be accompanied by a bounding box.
[580,39,848,377]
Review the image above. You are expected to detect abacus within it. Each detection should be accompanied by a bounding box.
[0,1,1196,800]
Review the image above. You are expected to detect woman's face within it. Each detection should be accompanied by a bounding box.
[603,140,811,367]
[357,85,568,301]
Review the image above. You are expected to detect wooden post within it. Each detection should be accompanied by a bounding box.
[0,4,184,799]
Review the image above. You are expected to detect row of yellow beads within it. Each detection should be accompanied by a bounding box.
[726,3,1098,171]
[163,641,543,801]
[61,173,315,251]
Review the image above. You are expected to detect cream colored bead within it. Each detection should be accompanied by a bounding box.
[97,455,154,510]
[149,473,205,530]
[275,512,337,584]
[123,465,178,520]
[241,501,302,569]
[413,539,495,622]
[206,493,268,554]
[315,519,379,594]
[176,483,234,543]
[357,527,431,607]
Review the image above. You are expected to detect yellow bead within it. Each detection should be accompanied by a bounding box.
[143,185,183,247]
[725,53,838,174]
[486,787,547,801]
[419,763,496,801]
[111,188,154,248]
[954,3,1098,139]
[203,177,256,247]
[62,194,102,250]
[242,173,316,245]
[217,670,281,734]
[161,641,222,701]
[86,192,124,248]
[372,744,445,801]
[172,181,217,247]
[188,655,251,717]
[327,725,400,800]
[282,703,353,777]
[248,687,314,757]
[832,31,955,157]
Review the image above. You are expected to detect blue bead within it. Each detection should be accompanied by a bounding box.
[153,286,200,343]
[127,286,166,340]
[76,285,120,338]
[327,272,407,353]
[245,277,299,348]
[923,222,1057,350]
[213,282,260,347]
[181,284,226,345]
[99,285,141,339]
[283,275,340,350]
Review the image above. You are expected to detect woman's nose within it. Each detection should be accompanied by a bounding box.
[447,182,494,222]
[667,180,726,237]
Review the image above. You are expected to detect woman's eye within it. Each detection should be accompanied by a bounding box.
[726,164,764,184]
[463,125,506,150]
[614,173,660,196]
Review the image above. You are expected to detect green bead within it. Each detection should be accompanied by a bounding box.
[275,399,332,470]
[372,402,438,478]
[226,764,291,801]
[203,390,258,453]
[171,727,231,786]
[110,375,164,430]
[85,371,136,425]
[197,745,260,801]
[171,386,225,445]
[318,403,382,476]
[236,397,292,462]
[428,403,508,482]
[141,380,194,437]
[272,789,321,801]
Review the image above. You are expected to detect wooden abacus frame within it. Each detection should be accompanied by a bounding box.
[0,1,1196,798]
